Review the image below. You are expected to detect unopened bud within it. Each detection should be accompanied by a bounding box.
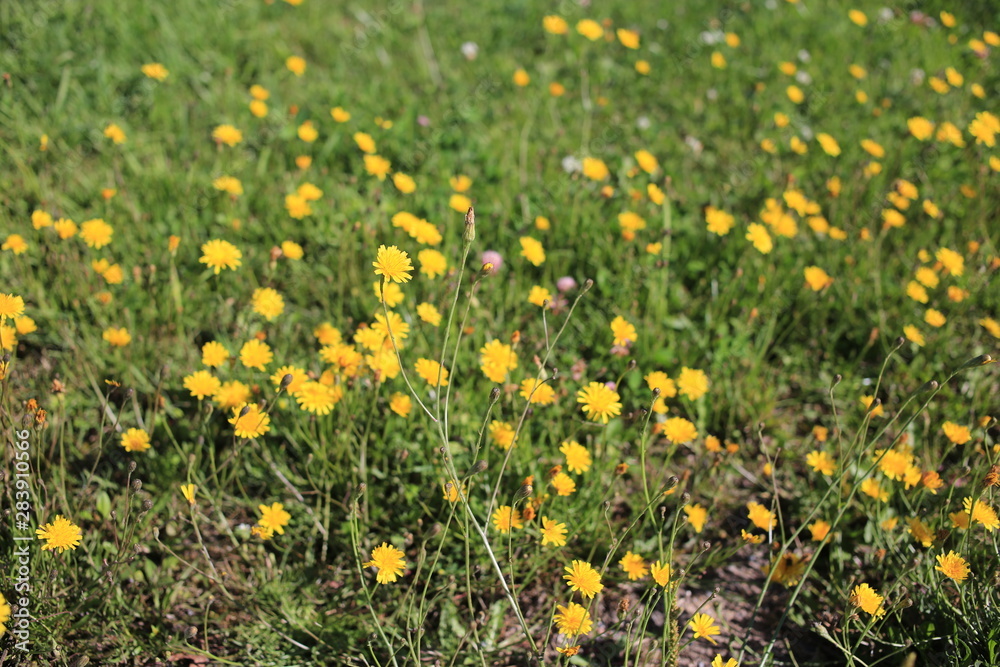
[280,374,294,389]
[514,484,533,503]
[467,460,488,477]
[490,387,501,403]
[582,278,594,293]
[356,483,367,498]
[464,207,476,243]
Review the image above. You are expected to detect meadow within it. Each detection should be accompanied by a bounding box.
[0,0,998,665]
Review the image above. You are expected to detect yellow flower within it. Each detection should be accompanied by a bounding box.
[582,157,609,180]
[924,309,946,328]
[908,517,934,547]
[512,68,530,87]
[551,472,576,496]
[479,339,517,383]
[489,420,516,450]
[80,218,113,249]
[712,657,739,667]
[103,327,131,347]
[392,172,416,194]
[634,559,666,588]
[492,505,523,533]
[417,302,442,326]
[104,123,126,144]
[2,234,28,255]
[519,236,546,266]
[554,602,592,636]
[213,175,243,196]
[213,381,251,410]
[616,28,639,49]
[850,583,885,618]
[285,55,306,76]
[631,151,658,176]
[363,542,406,584]
[803,266,833,291]
[558,441,590,473]
[330,106,351,123]
[786,85,804,104]
[415,358,448,386]
[684,504,708,533]
[388,392,412,417]
[180,484,197,505]
[808,520,831,541]
[635,60,651,75]
[563,560,603,598]
[373,245,413,283]
[935,551,970,582]
[705,206,735,236]
[449,175,472,192]
[296,381,342,415]
[806,450,835,476]
[540,516,568,547]
[370,283,404,312]
[963,497,999,531]
[860,478,889,502]
[860,138,885,158]
[249,100,268,117]
[577,381,622,424]
[903,324,926,347]
[677,367,709,400]
[610,316,638,346]
[619,552,648,580]
[212,124,243,147]
[364,154,392,180]
[576,19,603,41]
[941,421,971,445]
[141,62,169,80]
[449,194,475,215]
[689,613,721,644]
[520,378,555,405]
[543,15,569,35]
[199,239,242,274]
[907,117,934,140]
[230,403,271,438]
[297,121,318,142]
[711,51,726,68]
[353,132,376,154]
[239,339,272,370]
[36,515,83,553]
[251,287,285,321]
[121,428,151,453]
[258,502,291,535]
[279,240,303,260]
[848,9,868,26]
[663,417,698,444]
[980,317,1000,339]
[860,395,884,417]
[747,502,775,531]
[935,247,964,276]
[745,223,773,254]
[816,133,841,156]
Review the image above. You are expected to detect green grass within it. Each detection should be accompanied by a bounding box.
[1,0,998,665]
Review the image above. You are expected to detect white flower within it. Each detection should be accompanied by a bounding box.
[561,155,582,173]
[795,71,813,85]
[636,115,651,129]
[460,42,478,60]
[797,49,811,63]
